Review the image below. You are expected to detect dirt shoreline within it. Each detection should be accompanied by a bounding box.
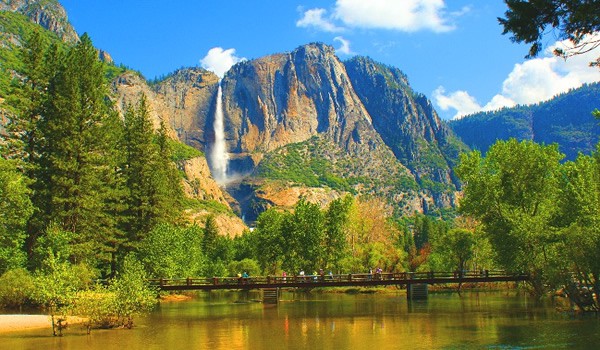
[0,315,85,334]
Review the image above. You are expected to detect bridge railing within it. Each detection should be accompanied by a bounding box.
[148,270,524,289]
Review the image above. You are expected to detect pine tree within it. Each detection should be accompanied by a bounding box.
[154,121,183,223]
[35,33,120,267]
[4,29,69,261]
[203,214,219,260]
[122,95,159,243]
[122,96,183,251]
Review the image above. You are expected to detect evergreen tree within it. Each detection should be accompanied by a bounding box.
[35,33,121,267]
[154,121,183,223]
[122,95,159,243]
[202,214,219,260]
[122,96,183,251]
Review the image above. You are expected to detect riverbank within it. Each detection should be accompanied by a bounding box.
[0,315,85,333]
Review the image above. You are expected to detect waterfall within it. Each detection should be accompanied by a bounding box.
[211,83,229,185]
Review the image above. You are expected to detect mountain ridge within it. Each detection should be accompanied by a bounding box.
[449,83,600,160]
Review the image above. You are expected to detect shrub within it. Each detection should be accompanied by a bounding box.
[0,268,35,309]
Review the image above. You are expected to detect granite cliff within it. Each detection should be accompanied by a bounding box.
[138,43,464,219]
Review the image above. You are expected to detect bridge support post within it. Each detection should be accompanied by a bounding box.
[263,288,279,305]
[407,283,428,300]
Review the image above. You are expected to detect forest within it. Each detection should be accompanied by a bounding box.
[1,29,600,331]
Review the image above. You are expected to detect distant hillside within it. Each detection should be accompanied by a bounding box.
[449,83,600,160]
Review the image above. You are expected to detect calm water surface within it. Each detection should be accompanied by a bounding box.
[2,290,599,349]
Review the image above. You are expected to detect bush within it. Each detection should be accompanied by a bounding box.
[109,255,157,328]
[227,259,261,277]
[0,268,35,309]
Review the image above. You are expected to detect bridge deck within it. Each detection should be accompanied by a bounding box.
[149,271,528,291]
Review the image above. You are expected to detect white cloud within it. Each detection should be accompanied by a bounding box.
[433,87,481,119]
[296,8,343,33]
[334,36,353,55]
[434,37,600,120]
[482,94,516,112]
[200,47,245,78]
[333,0,456,33]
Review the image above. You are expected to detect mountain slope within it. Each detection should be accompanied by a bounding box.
[449,83,600,160]
[175,43,463,219]
[0,0,78,44]
[344,57,466,191]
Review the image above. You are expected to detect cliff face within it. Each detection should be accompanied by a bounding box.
[152,68,220,150]
[111,69,228,205]
[344,57,465,194]
[201,43,462,215]
[223,43,375,155]
[110,43,462,217]
[0,0,78,43]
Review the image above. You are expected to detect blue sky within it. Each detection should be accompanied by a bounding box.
[59,0,600,120]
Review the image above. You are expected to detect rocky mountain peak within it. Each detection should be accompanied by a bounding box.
[291,42,336,60]
[0,0,79,43]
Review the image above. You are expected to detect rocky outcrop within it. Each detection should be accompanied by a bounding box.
[179,156,247,237]
[0,0,79,43]
[222,43,378,157]
[179,156,228,204]
[111,70,243,233]
[152,68,219,150]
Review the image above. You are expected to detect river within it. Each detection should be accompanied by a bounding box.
[2,290,598,349]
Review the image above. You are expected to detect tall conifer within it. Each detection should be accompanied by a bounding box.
[37,33,119,266]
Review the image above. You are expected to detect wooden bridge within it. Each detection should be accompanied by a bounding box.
[149,270,529,292]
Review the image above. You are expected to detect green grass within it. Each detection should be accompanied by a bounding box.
[183,198,233,215]
[169,139,204,162]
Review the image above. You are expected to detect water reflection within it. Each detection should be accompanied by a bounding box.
[2,291,599,350]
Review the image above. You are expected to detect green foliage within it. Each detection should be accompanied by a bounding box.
[257,141,329,187]
[31,223,74,268]
[456,138,565,296]
[554,149,600,304]
[168,138,203,161]
[137,224,205,279]
[431,228,476,272]
[450,83,600,161]
[253,208,286,273]
[227,258,261,277]
[0,268,35,309]
[102,63,128,82]
[202,214,219,259]
[71,255,157,330]
[0,158,33,272]
[499,0,600,63]
[323,196,353,271]
[183,198,232,215]
[31,255,82,334]
[0,12,63,97]
[105,255,157,328]
[122,98,184,249]
[282,199,326,273]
